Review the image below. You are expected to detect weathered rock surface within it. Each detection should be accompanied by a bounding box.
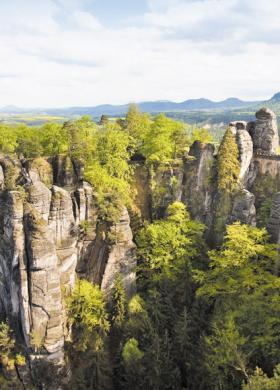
[101,208,136,297]
[250,108,279,154]
[24,209,65,355]
[182,141,214,223]
[230,189,256,226]
[0,156,137,387]
[229,122,253,181]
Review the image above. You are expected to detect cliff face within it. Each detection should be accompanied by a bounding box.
[0,156,136,386]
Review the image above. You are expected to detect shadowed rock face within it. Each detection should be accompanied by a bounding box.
[182,141,215,224]
[0,156,136,386]
[250,108,279,154]
[230,189,256,226]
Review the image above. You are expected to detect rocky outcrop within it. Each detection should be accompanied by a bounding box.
[100,208,136,297]
[182,141,214,223]
[78,207,136,298]
[230,189,256,226]
[24,209,65,356]
[249,108,279,154]
[0,156,137,387]
[229,121,253,182]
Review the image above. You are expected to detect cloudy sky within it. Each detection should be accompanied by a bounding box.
[1,0,280,107]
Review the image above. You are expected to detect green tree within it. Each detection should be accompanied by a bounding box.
[15,125,43,158]
[140,114,187,163]
[0,322,15,355]
[191,128,213,145]
[197,222,280,385]
[121,338,144,389]
[125,104,151,152]
[216,128,240,193]
[109,275,127,329]
[64,115,97,163]
[40,122,68,156]
[67,279,109,351]
[204,316,250,389]
[0,124,17,153]
[243,365,280,390]
[137,201,204,283]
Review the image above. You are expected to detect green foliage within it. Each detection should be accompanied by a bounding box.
[122,338,144,364]
[190,128,213,144]
[30,329,44,353]
[15,125,44,158]
[39,122,68,155]
[0,322,15,355]
[0,124,17,153]
[217,128,240,193]
[243,365,280,390]
[204,315,249,388]
[84,123,133,221]
[125,104,151,152]
[65,115,97,162]
[137,202,204,282]
[68,279,109,352]
[197,222,280,388]
[109,275,127,329]
[140,113,188,163]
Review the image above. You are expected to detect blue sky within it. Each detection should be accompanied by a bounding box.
[0,0,280,107]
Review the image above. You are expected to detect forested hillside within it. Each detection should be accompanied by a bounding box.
[0,105,280,389]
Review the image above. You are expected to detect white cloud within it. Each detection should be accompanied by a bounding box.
[0,0,279,107]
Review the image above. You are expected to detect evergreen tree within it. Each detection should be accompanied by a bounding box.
[110,275,127,329]
[216,128,240,193]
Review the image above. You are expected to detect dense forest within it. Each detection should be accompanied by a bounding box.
[0,105,280,390]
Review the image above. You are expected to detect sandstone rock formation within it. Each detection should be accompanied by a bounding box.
[0,156,136,387]
[230,189,256,226]
[250,108,279,154]
[182,141,214,223]
[229,121,253,181]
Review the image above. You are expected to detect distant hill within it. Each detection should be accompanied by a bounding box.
[253,92,280,113]
[0,96,263,118]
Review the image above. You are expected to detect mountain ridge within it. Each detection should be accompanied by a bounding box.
[0,93,279,117]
